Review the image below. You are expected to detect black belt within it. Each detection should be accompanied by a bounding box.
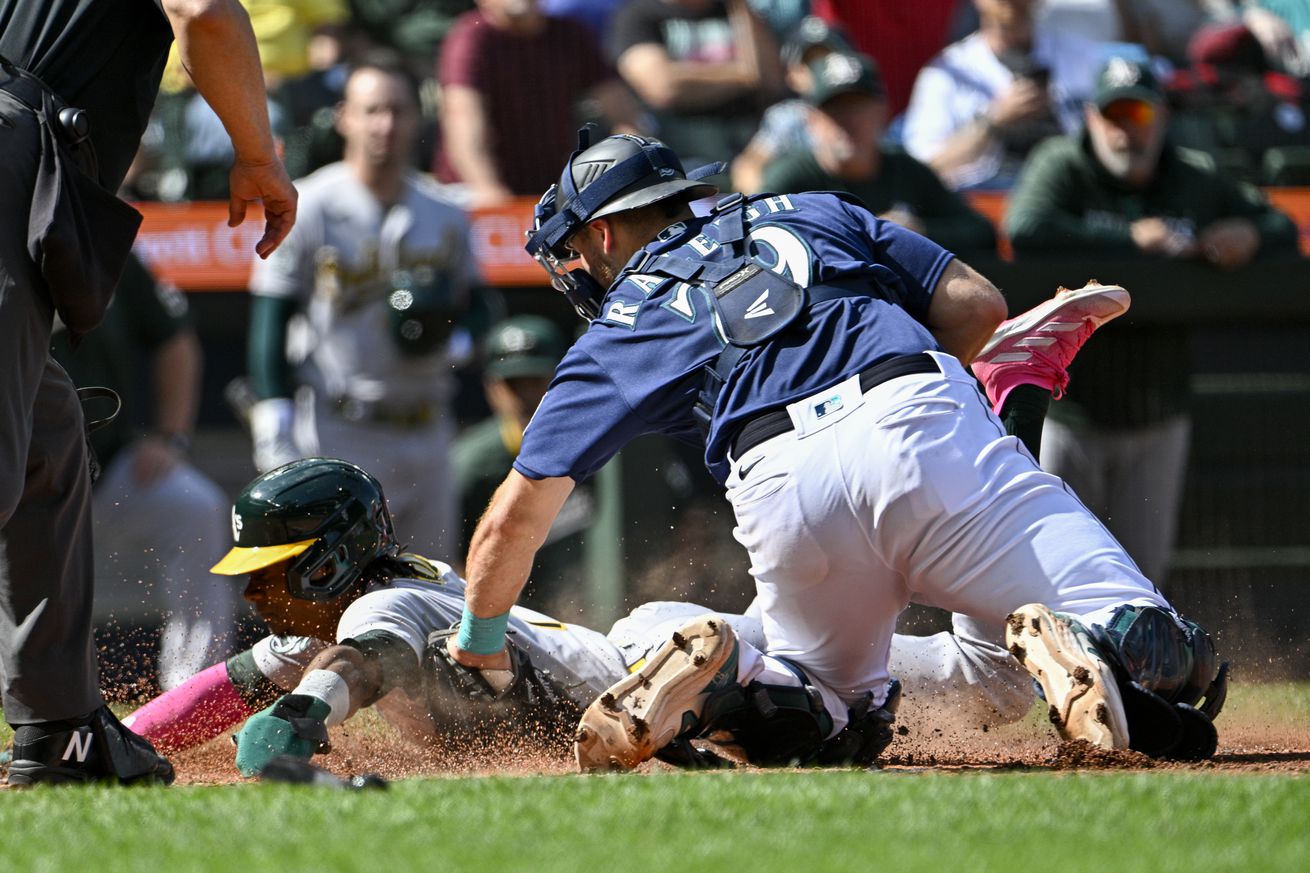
[730,353,940,459]
[333,396,438,428]
[0,54,69,120]
[0,55,96,171]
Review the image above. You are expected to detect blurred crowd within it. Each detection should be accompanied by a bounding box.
[123,0,1310,205]
[89,0,1310,691]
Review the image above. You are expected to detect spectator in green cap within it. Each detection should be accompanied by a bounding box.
[763,51,997,256]
[1004,54,1298,585]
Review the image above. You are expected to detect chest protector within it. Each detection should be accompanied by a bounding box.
[624,193,877,433]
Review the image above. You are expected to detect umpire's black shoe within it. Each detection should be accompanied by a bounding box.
[6,706,175,787]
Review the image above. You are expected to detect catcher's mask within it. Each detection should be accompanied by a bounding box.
[211,458,400,601]
[524,126,723,321]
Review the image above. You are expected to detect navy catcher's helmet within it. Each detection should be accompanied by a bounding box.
[525,126,722,320]
[211,458,400,601]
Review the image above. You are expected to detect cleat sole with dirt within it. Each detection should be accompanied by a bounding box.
[575,616,736,773]
[1005,603,1129,751]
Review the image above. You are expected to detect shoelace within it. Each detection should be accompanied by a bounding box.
[986,315,1100,398]
[1026,322,1097,398]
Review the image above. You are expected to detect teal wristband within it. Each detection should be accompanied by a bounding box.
[458,606,510,655]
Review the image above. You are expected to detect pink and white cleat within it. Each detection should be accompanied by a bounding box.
[971,281,1131,415]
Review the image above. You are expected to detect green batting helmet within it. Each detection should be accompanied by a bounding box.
[211,458,400,601]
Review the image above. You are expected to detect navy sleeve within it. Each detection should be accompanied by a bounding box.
[840,198,954,324]
[512,345,651,482]
[513,280,716,481]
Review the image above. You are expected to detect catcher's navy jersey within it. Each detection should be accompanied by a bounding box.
[514,192,954,484]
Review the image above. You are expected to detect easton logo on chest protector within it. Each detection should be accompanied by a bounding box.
[744,290,775,319]
[712,262,804,346]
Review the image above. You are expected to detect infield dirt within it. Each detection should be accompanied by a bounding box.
[168,685,1310,785]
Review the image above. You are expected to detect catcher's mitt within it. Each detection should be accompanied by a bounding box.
[423,627,584,741]
[427,627,520,703]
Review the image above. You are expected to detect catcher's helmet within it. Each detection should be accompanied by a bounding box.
[525,126,723,320]
[210,458,400,601]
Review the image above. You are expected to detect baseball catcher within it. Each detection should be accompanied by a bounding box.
[502,128,1228,773]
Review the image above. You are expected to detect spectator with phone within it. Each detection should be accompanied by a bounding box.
[902,0,1103,190]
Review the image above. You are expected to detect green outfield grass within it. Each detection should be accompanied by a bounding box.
[0,770,1307,873]
[2,684,1307,873]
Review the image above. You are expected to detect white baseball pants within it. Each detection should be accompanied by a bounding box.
[724,351,1169,734]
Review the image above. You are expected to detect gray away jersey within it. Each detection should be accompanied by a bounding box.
[248,163,481,408]
[247,561,628,742]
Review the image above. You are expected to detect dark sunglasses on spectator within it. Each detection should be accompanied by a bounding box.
[1101,99,1157,127]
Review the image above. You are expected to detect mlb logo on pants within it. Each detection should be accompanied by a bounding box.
[787,374,864,438]
[814,395,844,419]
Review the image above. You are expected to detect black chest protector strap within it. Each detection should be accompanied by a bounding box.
[671,196,886,433]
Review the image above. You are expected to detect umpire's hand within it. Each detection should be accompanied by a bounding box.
[229,157,298,259]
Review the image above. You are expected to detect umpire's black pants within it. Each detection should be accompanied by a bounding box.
[0,87,102,725]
